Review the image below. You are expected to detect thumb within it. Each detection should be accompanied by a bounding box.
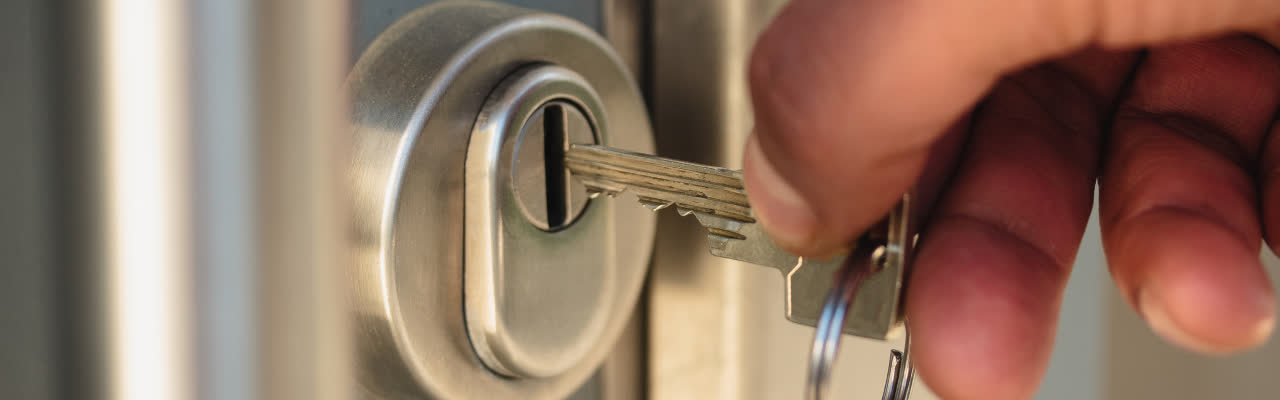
[744,0,1280,256]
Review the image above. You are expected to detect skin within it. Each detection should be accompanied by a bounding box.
[743,1,1280,399]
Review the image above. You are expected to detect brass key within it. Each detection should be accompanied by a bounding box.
[564,144,914,340]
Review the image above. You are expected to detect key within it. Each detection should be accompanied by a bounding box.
[564,144,914,340]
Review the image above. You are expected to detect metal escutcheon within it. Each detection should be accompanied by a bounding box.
[345,2,656,398]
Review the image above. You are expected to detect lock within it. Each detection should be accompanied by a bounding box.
[465,63,622,379]
[345,2,655,399]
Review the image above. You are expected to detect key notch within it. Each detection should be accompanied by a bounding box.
[512,100,598,231]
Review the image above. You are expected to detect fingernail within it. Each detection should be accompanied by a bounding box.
[1249,290,1277,344]
[1139,289,1220,353]
[1253,312,1276,345]
[743,134,819,253]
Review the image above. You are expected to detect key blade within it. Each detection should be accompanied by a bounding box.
[567,146,747,211]
[567,144,744,189]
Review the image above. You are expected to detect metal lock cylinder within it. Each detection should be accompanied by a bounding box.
[504,75,599,232]
[465,64,620,379]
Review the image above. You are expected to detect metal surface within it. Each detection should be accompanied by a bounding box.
[346,2,655,398]
[567,144,910,339]
[601,0,646,87]
[36,0,351,399]
[465,63,629,379]
[880,346,914,400]
[839,196,915,340]
[0,0,51,397]
[352,0,603,67]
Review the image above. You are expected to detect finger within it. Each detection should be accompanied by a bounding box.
[745,0,1280,256]
[1100,36,1280,353]
[906,50,1136,400]
[1255,32,1280,256]
[1266,122,1280,256]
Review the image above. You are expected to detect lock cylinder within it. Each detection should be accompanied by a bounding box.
[465,64,620,379]
[499,67,601,232]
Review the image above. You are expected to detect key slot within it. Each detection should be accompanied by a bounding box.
[543,103,570,229]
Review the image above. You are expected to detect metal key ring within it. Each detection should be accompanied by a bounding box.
[805,245,915,400]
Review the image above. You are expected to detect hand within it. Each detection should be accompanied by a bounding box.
[744,1,1280,398]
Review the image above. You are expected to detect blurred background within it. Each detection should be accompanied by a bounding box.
[2,0,1277,399]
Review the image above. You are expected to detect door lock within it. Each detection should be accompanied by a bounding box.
[345,2,655,398]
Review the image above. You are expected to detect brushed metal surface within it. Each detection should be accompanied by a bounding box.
[352,0,603,66]
[345,2,655,398]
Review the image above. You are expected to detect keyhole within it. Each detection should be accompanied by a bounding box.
[542,104,569,228]
[511,100,597,231]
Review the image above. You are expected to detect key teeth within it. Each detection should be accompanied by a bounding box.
[587,181,752,243]
[675,208,749,243]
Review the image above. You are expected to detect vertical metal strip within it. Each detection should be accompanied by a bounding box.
[251,1,351,399]
[98,1,195,398]
[0,0,53,398]
[191,1,255,398]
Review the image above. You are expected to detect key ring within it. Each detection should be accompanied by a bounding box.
[805,242,915,400]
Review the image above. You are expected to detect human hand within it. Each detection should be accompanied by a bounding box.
[743,1,1280,398]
